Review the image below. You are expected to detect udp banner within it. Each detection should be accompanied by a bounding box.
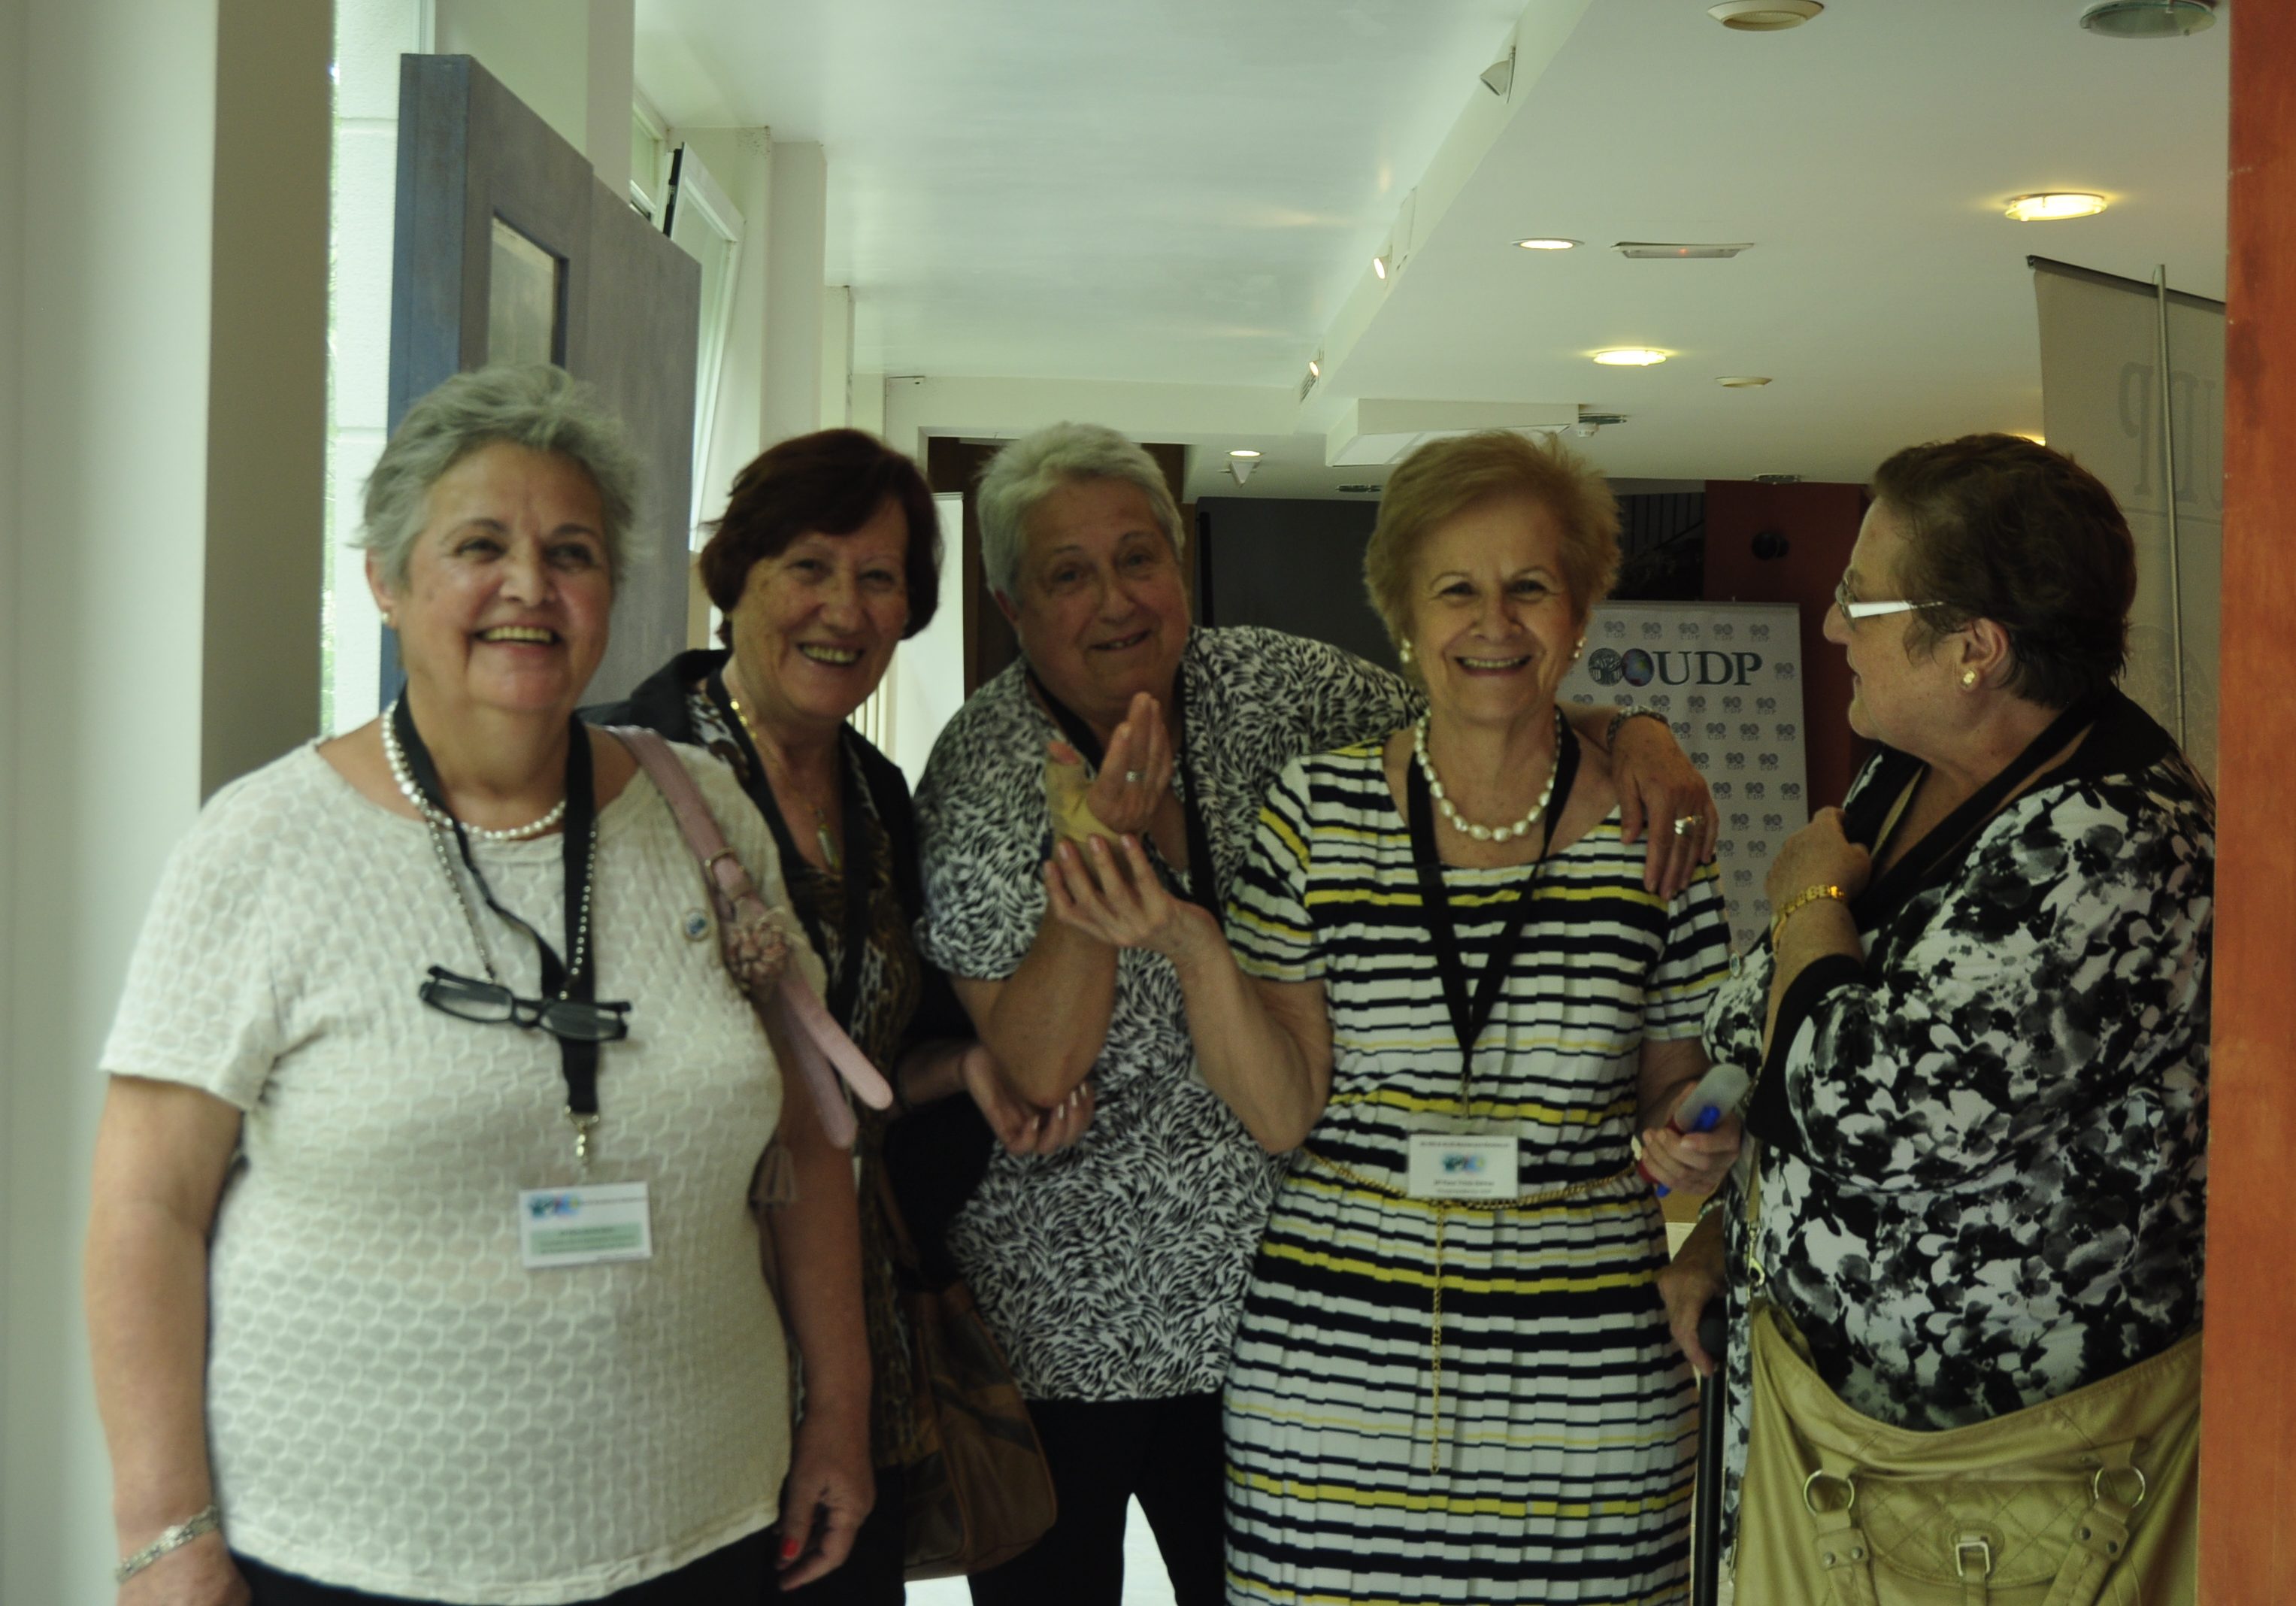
[1561,600,1809,954]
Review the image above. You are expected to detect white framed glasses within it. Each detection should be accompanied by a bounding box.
[1834,574,1944,626]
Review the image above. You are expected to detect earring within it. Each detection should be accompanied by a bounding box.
[383,611,396,631]
[1398,640,1414,664]
[1573,636,1586,662]
[1961,668,1979,689]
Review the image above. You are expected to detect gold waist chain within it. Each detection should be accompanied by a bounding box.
[1298,1150,1640,1476]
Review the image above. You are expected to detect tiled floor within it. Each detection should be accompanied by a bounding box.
[906,1499,1177,1605]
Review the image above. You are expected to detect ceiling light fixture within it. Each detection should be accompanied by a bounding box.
[1516,237,1580,250]
[1593,348,1668,366]
[1615,241,1753,259]
[1479,47,1516,98]
[1308,356,1322,378]
[1372,253,1389,280]
[2005,192,2108,221]
[2079,0,2216,38]
[1717,375,1773,387]
[1228,449,1261,459]
[1228,458,1258,486]
[1707,1,1824,30]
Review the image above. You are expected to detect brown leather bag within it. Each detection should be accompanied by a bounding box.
[874,1167,1057,1579]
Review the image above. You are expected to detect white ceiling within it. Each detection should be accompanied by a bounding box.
[635,0,2231,494]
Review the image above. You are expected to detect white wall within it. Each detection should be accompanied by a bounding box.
[763,140,828,447]
[0,0,25,1571]
[7,1,223,1598]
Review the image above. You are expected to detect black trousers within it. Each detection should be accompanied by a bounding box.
[236,1529,776,1605]
[965,1392,1225,1606]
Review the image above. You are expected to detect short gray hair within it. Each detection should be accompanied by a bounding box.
[975,423,1184,597]
[358,365,644,588]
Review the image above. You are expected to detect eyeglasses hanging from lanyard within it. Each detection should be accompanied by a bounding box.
[393,695,632,1162]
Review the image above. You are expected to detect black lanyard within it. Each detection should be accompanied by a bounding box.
[707,670,873,1029]
[1025,662,1222,918]
[1405,711,1580,1111]
[394,698,607,1120]
[1850,689,2109,924]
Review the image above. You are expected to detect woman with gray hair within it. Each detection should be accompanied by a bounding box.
[84,365,873,1605]
[913,421,1719,1604]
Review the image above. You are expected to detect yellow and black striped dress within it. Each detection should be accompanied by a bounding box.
[1222,742,1731,1605]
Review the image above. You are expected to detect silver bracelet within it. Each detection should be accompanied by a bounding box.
[114,1504,221,1585]
[1604,706,1671,750]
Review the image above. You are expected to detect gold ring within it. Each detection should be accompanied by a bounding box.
[1124,769,1146,784]
[1672,814,1704,837]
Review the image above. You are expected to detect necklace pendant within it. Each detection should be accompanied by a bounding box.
[816,822,840,872]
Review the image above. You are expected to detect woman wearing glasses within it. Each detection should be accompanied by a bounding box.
[85,366,869,1605]
[1658,435,2213,1580]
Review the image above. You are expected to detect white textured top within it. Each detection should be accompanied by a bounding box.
[101,740,824,1604]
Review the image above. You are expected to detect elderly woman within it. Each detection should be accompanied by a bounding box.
[587,428,1083,1601]
[913,423,1720,1604]
[1661,435,2212,1590]
[1045,429,1740,1604]
[85,366,868,1606]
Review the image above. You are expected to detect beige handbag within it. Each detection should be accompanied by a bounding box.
[1734,1298,2200,1605]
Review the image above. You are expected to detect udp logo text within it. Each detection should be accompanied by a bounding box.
[1588,647,1764,689]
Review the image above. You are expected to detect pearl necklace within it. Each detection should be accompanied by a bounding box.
[382,698,568,843]
[1412,711,1563,844]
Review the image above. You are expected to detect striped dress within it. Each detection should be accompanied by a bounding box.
[1222,741,1731,1606]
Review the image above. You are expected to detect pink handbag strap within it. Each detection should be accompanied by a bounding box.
[608,726,894,1147]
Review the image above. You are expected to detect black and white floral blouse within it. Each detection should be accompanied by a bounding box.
[1704,689,2213,1514]
[913,626,1412,1401]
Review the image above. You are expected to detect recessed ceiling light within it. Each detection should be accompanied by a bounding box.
[1228,449,1262,459]
[1717,375,1773,388]
[2005,192,2108,221]
[1614,242,1753,259]
[1516,237,1580,250]
[1708,1,1824,30]
[1372,253,1389,280]
[1307,357,1322,378]
[2079,0,2216,38]
[1593,348,1668,367]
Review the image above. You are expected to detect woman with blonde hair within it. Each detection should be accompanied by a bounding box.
[1043,429,1740,1604]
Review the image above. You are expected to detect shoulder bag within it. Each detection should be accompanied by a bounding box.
[1734,1156,2199,1604]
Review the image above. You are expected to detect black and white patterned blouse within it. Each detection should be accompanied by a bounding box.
[913,626,1413,1401]
[1704,690,2212,1514]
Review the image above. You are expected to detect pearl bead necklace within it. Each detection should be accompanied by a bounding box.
[1412,711,1562,843]
[383,698,568,843]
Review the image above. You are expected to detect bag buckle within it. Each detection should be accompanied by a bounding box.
[1802,1470,1856,1514]
[2093,1464,2148,1512]
[1955,1533,1994,1580]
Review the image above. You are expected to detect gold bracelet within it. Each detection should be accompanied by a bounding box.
[1770,883,1847,944]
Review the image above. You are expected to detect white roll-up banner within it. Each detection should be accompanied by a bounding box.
[1563,600,1809,955]
[2031,256,2222,782]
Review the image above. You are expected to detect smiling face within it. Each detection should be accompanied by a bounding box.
[724,495,912,741]
[1002,476,1189,729]
[1826,498,1956,747]
[1403,494,1583,732]
[370,441,613,723]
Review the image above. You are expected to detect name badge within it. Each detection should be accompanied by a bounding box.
[518,1181,653,1269]
[1405,1133,1519,1200]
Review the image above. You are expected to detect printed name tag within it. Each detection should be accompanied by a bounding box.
[1405,1133,1520,1200]
[518,1182,653,1269]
